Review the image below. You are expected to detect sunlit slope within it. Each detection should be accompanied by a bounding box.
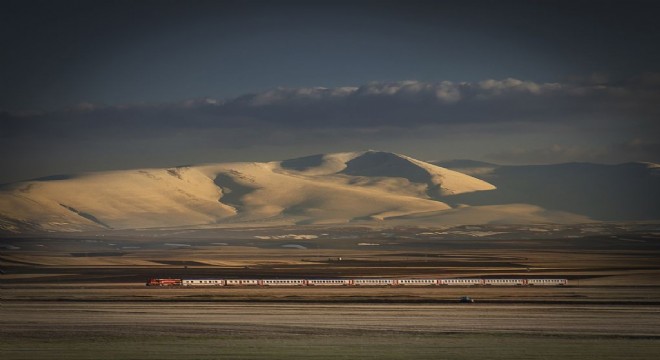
[0,167,236,231]
[0,151,498,232]
[385,204,592,226]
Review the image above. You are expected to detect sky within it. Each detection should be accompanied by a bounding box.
[1,0,659,183]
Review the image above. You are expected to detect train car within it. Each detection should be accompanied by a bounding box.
[483,278,526,286]
[306,279,352,286]
[146,278,182,286]
[527,278,567,286]
[352,279,395,286]
[146,277,570,287]
[182,279,225,286]
[396,279,438,286]
[439,278,483,286]
[225,279,261,286]
[261,279,307,286]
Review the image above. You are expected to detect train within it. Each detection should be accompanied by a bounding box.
[146,277,568,287]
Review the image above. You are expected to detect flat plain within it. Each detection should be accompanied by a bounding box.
[2,302,660,360]
[1,224,660,359]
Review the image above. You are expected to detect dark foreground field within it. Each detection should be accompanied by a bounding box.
[2,302,660,360]
[1,224,660,358]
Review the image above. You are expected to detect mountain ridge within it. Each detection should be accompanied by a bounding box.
[1,151,657,233]
[0,151,498,232]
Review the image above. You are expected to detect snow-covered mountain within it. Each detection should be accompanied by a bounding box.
[3,151,655,233]
[0,151,500,232]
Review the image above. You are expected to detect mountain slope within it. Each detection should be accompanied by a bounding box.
[0,151,497,232]
[0,167,236,231]
[6,151,654,233]
[435,160,660,221]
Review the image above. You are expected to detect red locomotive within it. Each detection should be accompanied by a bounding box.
[146,278,183,286]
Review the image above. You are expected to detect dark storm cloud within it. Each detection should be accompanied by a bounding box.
[1,0,659,184]
[2,76,658,142]
[2,0,660,112]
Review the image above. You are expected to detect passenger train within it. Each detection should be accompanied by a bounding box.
[146,277,568,287]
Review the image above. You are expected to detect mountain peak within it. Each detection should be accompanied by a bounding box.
[277,150,495,197]
[340,150,431,181]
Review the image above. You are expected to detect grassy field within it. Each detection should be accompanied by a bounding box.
[2,302,660,360]
[3,332,660,360]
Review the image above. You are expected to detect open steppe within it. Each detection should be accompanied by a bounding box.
[2,224,660,359]
[3,224,660,290]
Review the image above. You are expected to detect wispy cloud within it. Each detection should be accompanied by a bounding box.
[488,139,660,165]
[487,144,604,164]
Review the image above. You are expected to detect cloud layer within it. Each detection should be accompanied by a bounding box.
[4,75,659,135]
[1,75,659,182]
